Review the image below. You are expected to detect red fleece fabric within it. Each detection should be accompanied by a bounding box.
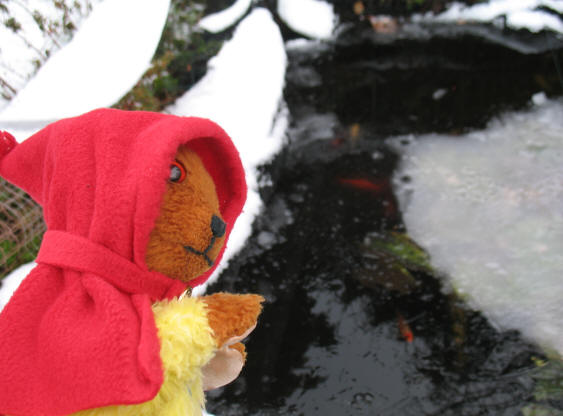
[0,109,246,415]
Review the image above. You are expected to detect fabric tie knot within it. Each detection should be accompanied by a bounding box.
[37,230,186,300]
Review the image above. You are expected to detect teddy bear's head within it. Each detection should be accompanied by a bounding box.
[145,145,226,283]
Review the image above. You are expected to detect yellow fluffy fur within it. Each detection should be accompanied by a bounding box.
[73,297,216,416]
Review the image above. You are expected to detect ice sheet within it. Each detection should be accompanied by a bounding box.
[392,99,563,355]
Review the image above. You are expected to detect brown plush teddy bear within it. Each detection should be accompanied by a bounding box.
[0,109,263,416]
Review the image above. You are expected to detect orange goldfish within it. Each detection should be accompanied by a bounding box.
[397,313,414,343]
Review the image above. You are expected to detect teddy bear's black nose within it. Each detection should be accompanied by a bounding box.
[211,215,226,238]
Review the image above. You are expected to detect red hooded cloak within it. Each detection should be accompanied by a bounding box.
[0,109,246,415]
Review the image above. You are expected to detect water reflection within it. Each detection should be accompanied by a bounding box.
[208,152,541,415]
[207,22,561,416]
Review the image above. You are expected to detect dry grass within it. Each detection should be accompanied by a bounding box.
[0,178,45,279]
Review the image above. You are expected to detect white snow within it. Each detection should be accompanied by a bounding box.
[0,0,102,110]
[198,0,252,33]
[432,88,448,101]
[0,0,171,128]
[532,91,548,105]
[392,98,563,356]
[505,9,563,33]
[167,8,288,294]
[0,262,35,310]
[423,0,563,34]
[277,0,336,39]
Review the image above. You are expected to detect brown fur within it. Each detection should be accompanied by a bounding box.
[202,293,264,349]
[145,145,225,282]
[229,341,247,360]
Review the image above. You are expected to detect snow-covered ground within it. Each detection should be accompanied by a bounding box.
[0,0,102,110]
[277,0,336,39]
[392,97,563,356]
[0,262,35,310]
[198,0,252,33]
[0,0,170,138]
[417,0,563,34]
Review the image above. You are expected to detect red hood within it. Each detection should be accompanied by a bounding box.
[0,109,246,415]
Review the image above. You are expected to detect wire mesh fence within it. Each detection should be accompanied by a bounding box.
[0,178,45,279]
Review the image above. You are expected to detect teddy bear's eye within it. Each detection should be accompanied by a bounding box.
[169,161,187,183]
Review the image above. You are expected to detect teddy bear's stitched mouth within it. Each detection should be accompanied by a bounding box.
[184,238,217,267]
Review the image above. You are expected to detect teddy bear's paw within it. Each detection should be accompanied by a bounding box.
[201,342,244,391]
[202,293,264,347]
[200,293,264,390]
[202,321,257,390]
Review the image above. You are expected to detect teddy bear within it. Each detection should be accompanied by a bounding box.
[0,108,263,416]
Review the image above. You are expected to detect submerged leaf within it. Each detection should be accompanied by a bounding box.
[353,232,437,294]
[355,248,419,294]
[522,404,563,416]
[521,357,563,415]
[365,232,433,273]
[532,358,563,400]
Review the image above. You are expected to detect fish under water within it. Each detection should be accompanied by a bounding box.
[397,312,414,343]
[338,177,387,192]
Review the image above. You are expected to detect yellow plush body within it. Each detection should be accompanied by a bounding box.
[74,297,215,416]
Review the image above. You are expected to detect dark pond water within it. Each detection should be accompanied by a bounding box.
[207,19,563,416]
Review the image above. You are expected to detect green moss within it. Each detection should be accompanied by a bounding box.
[355,232,437,294]
[0,234,42,278]
[521,357,563,415]
[522,405,563,416]
[0,181,44,279]
[0,240,17,267]
[5,16,22,32]
[532,358,563,401]
[366,231,433,273]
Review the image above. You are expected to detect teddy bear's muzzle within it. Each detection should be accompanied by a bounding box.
[184,215,227,266]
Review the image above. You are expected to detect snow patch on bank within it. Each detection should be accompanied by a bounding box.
[0,263,35,310]
[277,0,336,39]
[0,0,102,111]
[198,0,251,33]
[169,7,287,293]
[392,99,563,356]
[0,0,171,128]
[418,0,563,34]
